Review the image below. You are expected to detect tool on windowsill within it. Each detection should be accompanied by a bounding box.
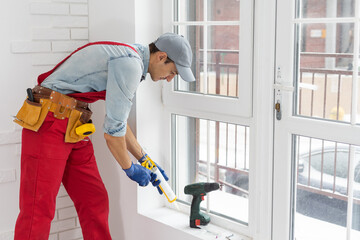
[184,182,221,228]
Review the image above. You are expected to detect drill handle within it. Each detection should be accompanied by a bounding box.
[190,194,204,215]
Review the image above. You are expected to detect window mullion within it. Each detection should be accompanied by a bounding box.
[203,0,211,215]
[203,0,208,96]
[351,17,360,125]
[206,120,211,214]
[293,17,356,24]
[347,3,360,239]
[173,21,241,25]
[346,145,355,240]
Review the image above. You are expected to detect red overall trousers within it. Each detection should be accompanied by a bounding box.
[14,42,138,240]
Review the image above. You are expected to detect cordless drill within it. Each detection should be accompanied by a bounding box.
[184,182,220,228]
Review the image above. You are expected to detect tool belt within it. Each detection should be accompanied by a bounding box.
[14,86,94,143]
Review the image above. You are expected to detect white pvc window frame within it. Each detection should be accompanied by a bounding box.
[273,1,360,240]
[161,0,258,237]
[162,0,254,118]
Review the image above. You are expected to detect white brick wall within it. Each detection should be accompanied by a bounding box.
[32,28,71,40]
[31,53,68,65]
[56,196,75,209]
[70,4,88,15]
[53,16,88,28]
[54,0,87,3]
[30,3,70,15]
[11,41,51,53]
[59,228,83,240]
[70,29,88,40]
[52,40,88,52]
[0,169,16,184]
[5,0,90,239]
[58,206,78,219]
[0,230,14,240]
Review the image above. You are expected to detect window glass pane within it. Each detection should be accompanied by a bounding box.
[207,0,240,21]
[174,115,250,224]
[293,135,360,239]
[206,25,239,97]
[174,0,203,22]
[175,25,240,97]
[297,0,355,18]
[296,23,354,122]
[353,146,360,235]
[175,25,203,93]
[357,36,360,124]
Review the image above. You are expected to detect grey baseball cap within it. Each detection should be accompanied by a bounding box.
[154,33,196,82]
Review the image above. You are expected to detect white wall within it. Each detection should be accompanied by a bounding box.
[0,0,89,239]
[87,0,136,239]
[0,0,202,239]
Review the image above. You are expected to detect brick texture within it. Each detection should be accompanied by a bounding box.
[0,169,16,184]
[0,230,14,240]
[50,219,76,234]
[11,41,51,53]
[71,29,88,39]
[59,228,83,240]
[70,4,88,15]
[58,206,78,220]
[32,28,70,40]
[31,53,68,66]
[53,16,88,27]
[52,40,88,52]
[8,1,90,238]
[30,3,69,15]
[54,0,87,3]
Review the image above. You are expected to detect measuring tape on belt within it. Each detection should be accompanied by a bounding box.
[75,121,96,137]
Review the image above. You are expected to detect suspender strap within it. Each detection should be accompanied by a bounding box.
[37,42,139,103]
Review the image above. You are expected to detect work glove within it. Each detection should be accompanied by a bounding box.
[139,153,169,194]
[123,162,157,187]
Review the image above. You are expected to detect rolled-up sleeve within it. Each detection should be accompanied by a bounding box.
[103,56,142,137]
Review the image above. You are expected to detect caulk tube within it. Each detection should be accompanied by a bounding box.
[152,167,177,203]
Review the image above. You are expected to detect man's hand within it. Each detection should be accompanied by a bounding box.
[123,162,157,186]
[139,153,169,194]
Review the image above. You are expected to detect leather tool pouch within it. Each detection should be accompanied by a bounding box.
[49,91,90,143]
[14,99,51,132]
[65,109,87,143]
[15,90,93,143]
[50,91,77,120]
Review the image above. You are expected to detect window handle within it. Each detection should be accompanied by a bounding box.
[275,101,282,120]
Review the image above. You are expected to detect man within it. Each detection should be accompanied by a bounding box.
[14,33,195,239]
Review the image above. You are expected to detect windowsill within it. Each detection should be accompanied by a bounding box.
[140,206,251,240]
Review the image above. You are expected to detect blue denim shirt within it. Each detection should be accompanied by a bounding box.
[41,43,149,137]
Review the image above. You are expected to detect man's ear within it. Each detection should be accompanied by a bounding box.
[158,51,168,62]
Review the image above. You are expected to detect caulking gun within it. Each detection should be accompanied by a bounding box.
[141,156,177,203]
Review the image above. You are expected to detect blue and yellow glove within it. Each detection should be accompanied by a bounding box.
[139,153,169,194]
[123,162,157,186]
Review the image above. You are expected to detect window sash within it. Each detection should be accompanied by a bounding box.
[162,0,254,118]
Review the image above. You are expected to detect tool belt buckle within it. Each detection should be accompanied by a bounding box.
[50,91,77,120]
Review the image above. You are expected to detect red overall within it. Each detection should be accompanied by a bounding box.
[14,42,138,240]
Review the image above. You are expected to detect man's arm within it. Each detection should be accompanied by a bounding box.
[125,124,143,160]
[104,133,132,169]
[104,131,156,187]
[104,124,144,167]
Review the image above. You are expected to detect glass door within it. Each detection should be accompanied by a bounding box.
[273,0,360,239]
